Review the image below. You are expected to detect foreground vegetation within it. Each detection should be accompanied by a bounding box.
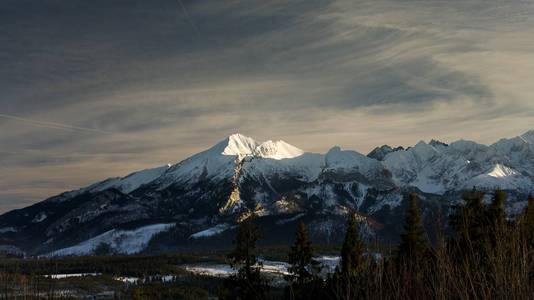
[219,190,533,300]
[0,190,532,299]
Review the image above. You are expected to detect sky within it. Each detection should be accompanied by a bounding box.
[1,0,534,213]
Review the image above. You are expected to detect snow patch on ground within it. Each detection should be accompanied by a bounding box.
[44,273,101,279]
[183,256,342,279]
[114,275,176,285]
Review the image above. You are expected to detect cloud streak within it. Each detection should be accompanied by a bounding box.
[0,0,533,213]
[0,113,111,134]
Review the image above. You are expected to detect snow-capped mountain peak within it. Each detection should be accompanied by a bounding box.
[219,133,259,157]
[255,140,304,160]
[2,130,533,256]
[210,133,304,160]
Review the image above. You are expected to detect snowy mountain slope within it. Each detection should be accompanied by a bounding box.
[383,137,534,194]
[491,130,534,178]
[0,131,532,256]
[46,223,175,256]
[325,146,390,182]
[464,164,533,191]
[45,164,171,204]
[254,140,304,160]
[85,164,172,194]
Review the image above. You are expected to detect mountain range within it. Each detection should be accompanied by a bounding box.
[1,131,533,256]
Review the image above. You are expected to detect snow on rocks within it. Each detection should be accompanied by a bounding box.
[32,212,47,223]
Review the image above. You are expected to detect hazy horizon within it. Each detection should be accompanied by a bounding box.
[1,0,534,213]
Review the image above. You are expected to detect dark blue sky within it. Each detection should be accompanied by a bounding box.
[1,0,533,212]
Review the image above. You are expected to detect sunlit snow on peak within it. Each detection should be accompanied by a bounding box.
[255,140,304,160]
[217,133,304,160]
[220,133,259,157]
[487,164,518,178]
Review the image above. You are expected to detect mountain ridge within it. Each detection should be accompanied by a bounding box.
[0,131,532,256]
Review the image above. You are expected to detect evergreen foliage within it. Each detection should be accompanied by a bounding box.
[1,190,532,299]
[519,194,534,249]
[327,212,368,300]
[396,193,429,265]
[340,213,365,277]
[287,222,316,284]
[449,188,487,254]
[219,218,269,300]
[285,222,323,300]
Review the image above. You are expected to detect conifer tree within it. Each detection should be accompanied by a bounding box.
[488,189,506,228]
[287,222,316,285]
[397,193,429,264]
[286,222,322,300]
[340,213,365,277]
[450,188,486,253]
[487,189,507,247]
[519,195,534,249]
[327,212,367,300]
[219,218,268,300]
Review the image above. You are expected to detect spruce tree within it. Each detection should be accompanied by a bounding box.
[228,219,261,275]
[327,212,367,300]
[450,188,486,253]
[340,213,365,277]
[287,222,316,285]
[219,218,268,300]
[519,195,534,249]
[487,189,507,247]
[286,222,322,300]
[397,193,429,264]
[488,189,506,228]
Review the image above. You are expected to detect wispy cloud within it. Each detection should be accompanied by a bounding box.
[0,113,111,134]
[0,0,533,213]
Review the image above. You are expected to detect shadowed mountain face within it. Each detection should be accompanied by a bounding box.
[0,132,533,256]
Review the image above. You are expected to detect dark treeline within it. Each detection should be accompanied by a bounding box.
[219,190,534,300]
[0,190,532,299]
[0,254,204,277]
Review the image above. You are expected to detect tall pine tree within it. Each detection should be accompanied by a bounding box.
[327,212,367,300]
[488,189,506,227]
[450,188,486,254]
[340,213,365,277]
[287,222,316,285]
[397,193,429,264]
[487,189,507,247]
[219,218,268,300]
[519,194,534,249]
[286,222,323,300]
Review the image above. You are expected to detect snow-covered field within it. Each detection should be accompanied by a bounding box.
[183,256,340,279]
[44,273,101,279]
